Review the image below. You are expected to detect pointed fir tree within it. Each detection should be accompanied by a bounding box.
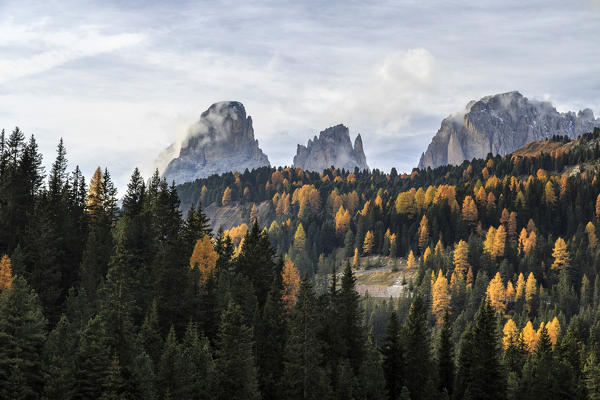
[282,276,332,400]
[404,295,431,400]
[215,300,260,400]
[75,315,111,399]
[381,311,404,400]
[437,311,454,396]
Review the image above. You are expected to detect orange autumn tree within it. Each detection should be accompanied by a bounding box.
[221,186,232,206]
[502,319,518,349]
[281,259,301,312]
[407,250,416,269]
[453,240,470,277]
[432,270,450,324]
[551,237,570,270]
[189,236,218,283]
[418,215,429,251]
[0,255,13,291]
[363,231,374,255]
[461,196,478,227]
[522,321,538,351]
[486,272,506,313]
[335,206,351,237]
[293,224,306,252]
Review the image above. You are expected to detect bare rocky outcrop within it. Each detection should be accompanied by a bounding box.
[418,91,600,169]
[160,101,270,184]
[293,124,368,172]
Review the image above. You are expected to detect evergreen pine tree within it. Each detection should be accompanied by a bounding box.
[438,311,454,396]
[404,295,431,400]
[215,301,260,400]
[381,311,404,400]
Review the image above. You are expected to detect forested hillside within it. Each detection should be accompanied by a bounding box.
[3,126,600,399]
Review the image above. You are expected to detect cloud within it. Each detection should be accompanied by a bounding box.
[0,19,144,84]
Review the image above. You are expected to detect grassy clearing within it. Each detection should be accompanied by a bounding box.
[355,270,402,286]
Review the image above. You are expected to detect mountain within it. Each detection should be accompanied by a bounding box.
[293,124,368,172]
[160,101,270,184]
[418,91,600,169]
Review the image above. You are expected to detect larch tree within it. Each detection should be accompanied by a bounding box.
[293,223,306,252]
[335,206,350,237]
[502,319,518,349]
[525,273,537,312]
[492,225,506,258]
[551,237,570,270]
[418,215,429,252]
[546,317,561,347]
[407,250,416,269]
[281,259,300,312]
[515,273,526,300]
[586,222,598,251]
[461,196,478,227]
[432,270,450,325]
[0,254,13,291]
[486,272,506,313]
[453,240,470,277]
[522,321,537,352]
[221,187,232,206]
[363,230,374,255]
[189,235,218,284]
[596,193,600,218]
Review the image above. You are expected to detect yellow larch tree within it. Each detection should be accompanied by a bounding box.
[432,270,450,325]
[522,321,538,352]
[515,273,526,300]
[0,255,14,291]
[363,231,374,255]
[586,222,597,251]
[492,225,507,258]
[335,206,351,237]
[596,194,600,217]
[508,211,518,244]
[407,250,416,269]
[486,272,506,313]
[466,267,474,286]
[461,196,478,227]
[505,281,515,302]
[189,236,218,284]
[546,317,561,347]
[281,259,301,312]
[453,240,470,277]
[221,186,232,206]
[86,167,104,216]
[352,248,359,266]
[486,192,497,213]
[483,226,496,257]
[503,319,518,349]
[294,223,307,251]
[525,272,537,311]
[544,181,557,205]
[423,247,432,262]
[418,215,429,251]
[551,237,570,270]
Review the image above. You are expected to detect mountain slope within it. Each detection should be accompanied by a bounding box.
[293,124,368,172]
[418,91,600,169]
[160,101,270,184]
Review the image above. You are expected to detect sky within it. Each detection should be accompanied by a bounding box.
[1,0,599,191]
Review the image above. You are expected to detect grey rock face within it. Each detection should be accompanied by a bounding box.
[293,124,369,172]
[161,101,270,184]
[418,91,600,169]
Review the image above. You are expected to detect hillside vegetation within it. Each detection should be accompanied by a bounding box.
[2,127,600,399]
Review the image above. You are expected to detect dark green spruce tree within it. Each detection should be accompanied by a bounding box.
[382,311,404,400]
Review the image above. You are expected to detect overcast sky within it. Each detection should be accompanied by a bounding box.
[1,0,599,191]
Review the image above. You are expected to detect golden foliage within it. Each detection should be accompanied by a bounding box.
[525,272,537,311]
[294,224,306,251]
[224,223,248,248]
[461,196,478,227]
[515,273,526,300]
[486,272,506,313]
[222,186,232,206]
[503,319,518,349]
[453,240,470,277]
[0,255,13,291]
[363,231,374,255]
[523,321,538,351]
[586,222,597,250]
[189,236,218,283]
[292,185,321,217]
[551,237,569,270]
[432,270,450,325]
[282,259,301,312]
[418,215,429,251]
[86,167,104,215]
[544,181,557,204]
[335,206,351,237]
[352,248,359,266]
[546,316,561,347]
[407,250,416,269]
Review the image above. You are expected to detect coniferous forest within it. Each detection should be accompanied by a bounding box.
[5,126,600,400]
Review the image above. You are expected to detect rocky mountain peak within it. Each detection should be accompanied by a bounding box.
[418,91,600,169]
[293,124,369,172]
[159,101,270,184]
